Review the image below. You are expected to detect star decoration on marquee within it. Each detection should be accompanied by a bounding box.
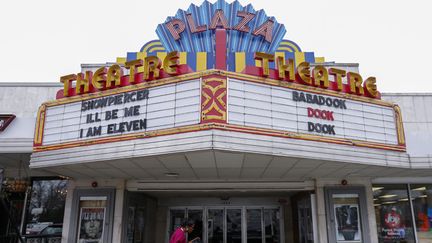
[201,76,227,123]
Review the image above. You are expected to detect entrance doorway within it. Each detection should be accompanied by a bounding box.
[124,189,317,243]
[168,206,282,243]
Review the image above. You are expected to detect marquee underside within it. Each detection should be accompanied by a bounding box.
[35,149,431,181]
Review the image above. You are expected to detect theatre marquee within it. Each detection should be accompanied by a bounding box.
[33,0,405,154]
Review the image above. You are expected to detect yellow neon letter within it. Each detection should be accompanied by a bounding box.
[163,51,180,75]
[60,74,76,97]
[347,72,364,95]
[92,67,107,90]
[276,56,295,81]
[144,56,162,80]
[364,77,379,98]
[329,68,346,91]
[296,62,312,85]
[254,52,274,77]
[313,66,329,88]
[76,71,92,95]
[125,59,143,84]
[106,64,123,88]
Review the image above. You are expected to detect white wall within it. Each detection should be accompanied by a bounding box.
[0,83,61,152]
[382,93,432,157]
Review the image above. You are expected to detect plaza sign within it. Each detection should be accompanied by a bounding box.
[164,9,275,42]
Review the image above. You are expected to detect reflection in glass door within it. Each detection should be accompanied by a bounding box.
[246,208,281,243]
[297,197,313,243]
[208,209,223,243]
[246,209,262,243]
[169,208,203,242]
[264,209,280,243]
[169,209,185,237]
[188,209,203,242]
[226,209,242,243]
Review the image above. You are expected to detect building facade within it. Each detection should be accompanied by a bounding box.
[1,1,432,243]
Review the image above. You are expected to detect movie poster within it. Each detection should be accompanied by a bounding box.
[77,207,105,243]
[334,204,361,242]
[381,206,406,241]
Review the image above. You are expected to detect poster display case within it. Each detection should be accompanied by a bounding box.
[325,187,371,243]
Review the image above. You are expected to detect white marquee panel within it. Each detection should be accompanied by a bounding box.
[42,79,201,145]
[228,78,398,145]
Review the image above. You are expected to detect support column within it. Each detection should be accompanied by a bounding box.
[61,180,76,243]
[112,180,126,243]
[364,180,379,242]
[315,179,328,243]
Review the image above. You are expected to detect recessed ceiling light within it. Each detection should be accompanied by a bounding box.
[413,187,426,191]
[382,201,397,204]
[165,172,179,177]
[372,187,384,191]
[379,194,397,199]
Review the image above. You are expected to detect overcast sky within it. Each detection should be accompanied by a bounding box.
[1,0,431,92]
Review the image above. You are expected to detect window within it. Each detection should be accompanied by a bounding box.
[24,178,67,235]
[410,184,432,243]
[372,184,415,243]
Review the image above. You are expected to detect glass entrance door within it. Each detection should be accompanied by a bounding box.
[245,208,281,243]
[188,209,204,242]
[169,208,204,243]
[168,207,281,243]
[297,197,314,243]
[263,209,281,243]
[246,209,262,243]
[226,208,242,243]
[207,209,224,243]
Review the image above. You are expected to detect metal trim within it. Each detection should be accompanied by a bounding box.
[407,184,419,243]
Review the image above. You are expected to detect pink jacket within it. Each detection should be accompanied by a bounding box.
[169,227,186,243]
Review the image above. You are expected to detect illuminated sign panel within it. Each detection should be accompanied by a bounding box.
[34,71,405,152]
[228,79,398,145]
[41,79,200,146]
